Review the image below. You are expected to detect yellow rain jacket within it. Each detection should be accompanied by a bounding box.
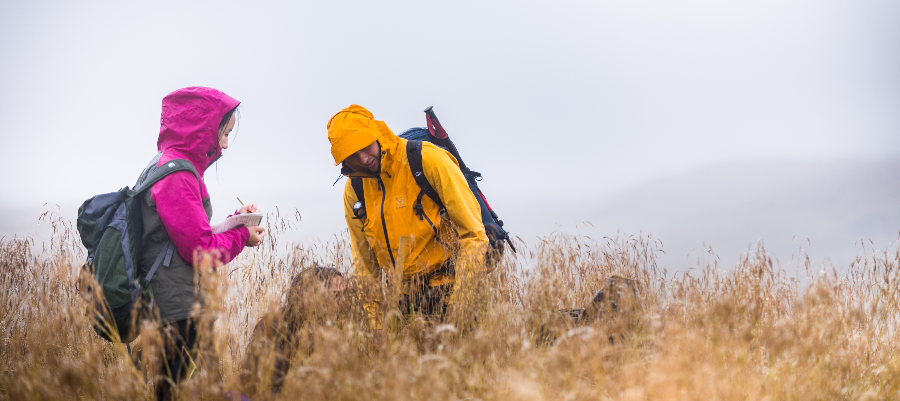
[328,105,488,304]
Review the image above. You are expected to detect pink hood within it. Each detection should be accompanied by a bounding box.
[157,87,240,174]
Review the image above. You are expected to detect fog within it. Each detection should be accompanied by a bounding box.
[2,1,898,272]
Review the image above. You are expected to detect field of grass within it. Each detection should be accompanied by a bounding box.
[1,210,899,400]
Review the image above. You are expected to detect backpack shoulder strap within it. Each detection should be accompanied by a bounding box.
[350,177,365,206]
[134,159,198,194]
[144,240,174,282]
[131,158,198,283]
[406,140,445,214]
[349,177,367,220]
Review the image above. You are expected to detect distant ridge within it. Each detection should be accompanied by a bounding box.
[501,157,900,272]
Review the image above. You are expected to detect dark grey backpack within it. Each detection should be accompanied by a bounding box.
[76,157,197,342]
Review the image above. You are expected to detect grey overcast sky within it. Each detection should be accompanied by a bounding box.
[1,1,898,271]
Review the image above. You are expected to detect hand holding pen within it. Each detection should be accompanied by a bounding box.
[236,197,261,215]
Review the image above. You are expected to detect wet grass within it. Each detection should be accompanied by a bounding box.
[1,209,898,400]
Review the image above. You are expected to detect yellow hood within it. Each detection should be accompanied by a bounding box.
[327,105,393,165]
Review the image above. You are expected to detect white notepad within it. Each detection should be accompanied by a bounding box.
[210,213,264,234]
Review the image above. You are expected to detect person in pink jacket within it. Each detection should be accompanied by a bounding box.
[134,87,265,400]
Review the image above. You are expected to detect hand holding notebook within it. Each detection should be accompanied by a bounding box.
[211,213,264,234]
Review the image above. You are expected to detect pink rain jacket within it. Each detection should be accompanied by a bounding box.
[152,87,249,264]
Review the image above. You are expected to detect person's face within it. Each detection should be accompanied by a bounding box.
[329,275,347,302]
[342,141,381,174]
[219,114,236,149]
[329,275,346,293]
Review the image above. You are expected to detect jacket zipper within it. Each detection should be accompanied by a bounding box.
[377,176,396,267]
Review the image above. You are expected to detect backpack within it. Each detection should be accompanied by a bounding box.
[76,157,197,342]
[348,106,515,255]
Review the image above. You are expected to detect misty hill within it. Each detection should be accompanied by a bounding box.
[504,157,900,272]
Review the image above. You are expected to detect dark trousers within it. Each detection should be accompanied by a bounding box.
[400,283,453,320]
[155,319,197,401]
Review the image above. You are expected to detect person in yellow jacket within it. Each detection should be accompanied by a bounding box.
[327,105,489,323]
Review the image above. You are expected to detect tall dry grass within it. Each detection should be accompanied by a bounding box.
[1,209,899,400]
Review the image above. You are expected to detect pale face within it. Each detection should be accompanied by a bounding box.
[342,141,381,173]
[329,275,346,294]
[219,114,236,149]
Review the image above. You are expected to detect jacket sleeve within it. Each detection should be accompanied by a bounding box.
[420,144,489,304]
[343,180,382,327]
[152,171,250,265]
